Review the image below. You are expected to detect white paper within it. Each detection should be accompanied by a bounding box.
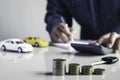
[52,40,91,49]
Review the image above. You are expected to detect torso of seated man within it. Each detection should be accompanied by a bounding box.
[60,0,120,40]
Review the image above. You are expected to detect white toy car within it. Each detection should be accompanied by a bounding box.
[0,39,33,53]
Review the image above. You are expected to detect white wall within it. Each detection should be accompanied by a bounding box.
[0,0,80,41]
[0,0,50,41]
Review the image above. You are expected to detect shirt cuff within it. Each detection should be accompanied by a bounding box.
[46,18,62,33]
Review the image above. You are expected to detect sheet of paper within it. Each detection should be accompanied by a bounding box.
[51,40,92,49]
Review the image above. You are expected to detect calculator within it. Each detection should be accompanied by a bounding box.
[71,43,113,55]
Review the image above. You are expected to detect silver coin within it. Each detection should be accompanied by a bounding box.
[53,59,66,76]
[81,65,93,75]
[93,68,105,75]
[69,63,80,75]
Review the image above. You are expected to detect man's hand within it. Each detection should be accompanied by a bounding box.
[50,23,74,43]
[93,32,120,53]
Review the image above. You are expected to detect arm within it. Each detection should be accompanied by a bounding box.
[45,0,73,33]
[45,0,73,42]
[92,5,120,53]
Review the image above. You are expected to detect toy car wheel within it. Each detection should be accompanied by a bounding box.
[34,42,39,47]
[18,47,23,53]
[1,45,6,51]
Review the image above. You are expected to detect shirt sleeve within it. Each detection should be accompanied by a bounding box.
[113,5,120,34]
[45,0,73,33]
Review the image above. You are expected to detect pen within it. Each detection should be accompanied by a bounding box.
[61,17,74,42]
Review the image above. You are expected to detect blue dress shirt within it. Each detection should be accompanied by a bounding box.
[45,0,120,40]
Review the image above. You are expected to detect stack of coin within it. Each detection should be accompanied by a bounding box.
[81,65,93,75]
[69,63,80,75]
[93,68,105,75]
[53,59,66,76]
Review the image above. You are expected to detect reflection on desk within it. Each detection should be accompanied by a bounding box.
[0,47,50,63]
[0,51,33,63]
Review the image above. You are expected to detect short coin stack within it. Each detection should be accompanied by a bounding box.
[93,68,105,75]
[53,59,66,76]
[69,63,80,75]
[81,65,93,75]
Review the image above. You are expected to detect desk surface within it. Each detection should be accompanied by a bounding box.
[0,46,120,80]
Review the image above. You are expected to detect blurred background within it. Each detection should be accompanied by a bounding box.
[0,0,80,41]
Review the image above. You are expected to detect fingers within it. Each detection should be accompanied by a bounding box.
[113,37,120,53]
[95,32,119,48]
[54,28,69,42]
[50,23,74,43]
[58,23,72,39]
[95,32,120,53]
[95,33,110,46]
[50,29,63,43]
[107,32,119,48]
[69,28,75,39]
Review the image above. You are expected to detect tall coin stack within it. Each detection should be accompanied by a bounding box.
[53,59,66,76]
[69,63,80,75]
[81,65,93,75]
